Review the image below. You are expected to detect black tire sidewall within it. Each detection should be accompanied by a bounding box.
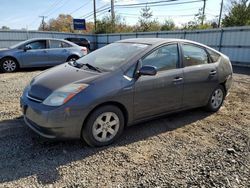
[81,105,125,147]
[67,55,79,62]
[0,57,18,73]
[206,85,226,112]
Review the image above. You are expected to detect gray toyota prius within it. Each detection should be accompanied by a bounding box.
[20,38,233,147]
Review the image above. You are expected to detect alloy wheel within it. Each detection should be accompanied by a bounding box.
[92,112,120,142]
[211,88,223,109]
[2,59,17,72]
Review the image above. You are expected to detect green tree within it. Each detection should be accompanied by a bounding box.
[39,14,73,32]
[183,8,212,30]
[135,5,161,32]
[95,15,133,34]
[222,0,250,27]
[161,19,175,31]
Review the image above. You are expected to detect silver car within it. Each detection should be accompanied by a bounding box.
[0,38,87,72]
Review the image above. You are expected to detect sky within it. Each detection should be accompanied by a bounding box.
[0,0,225,30]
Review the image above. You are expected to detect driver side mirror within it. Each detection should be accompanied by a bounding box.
[138,65,157,76]
[24,45,32,51]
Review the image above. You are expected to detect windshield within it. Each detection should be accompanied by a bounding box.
[9,40,28,49]
[76,42,149,72]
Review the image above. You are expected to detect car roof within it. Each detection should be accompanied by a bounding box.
[117,38,203,46]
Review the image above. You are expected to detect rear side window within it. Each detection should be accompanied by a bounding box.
[207,49,221,62]
[50,40,72,48]
[182,44,209,67]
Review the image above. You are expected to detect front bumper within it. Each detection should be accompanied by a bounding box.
[20,93,89,139]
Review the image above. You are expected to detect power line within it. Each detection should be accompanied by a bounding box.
[115,0,179,7]
[28,0,63,27]
[84,7,110,19]
[41,0,63,16]
[115,0,203,8]
[69,0,92,15]
[80,5,110,19]
[80,0,203,20]
[46,0,71,17]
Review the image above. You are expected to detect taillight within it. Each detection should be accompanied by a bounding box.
[81,47,88,55]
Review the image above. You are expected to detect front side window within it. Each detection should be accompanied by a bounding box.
[26,40,46,50]
[142,44,178,71]
[182,44,209,67]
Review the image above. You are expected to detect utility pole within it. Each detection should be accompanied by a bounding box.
[201,0,206,25]
[111,0,115,33]
[218,0,224,27]
[39,16,47,31]
[93,0,97,32]
[111,0,115,21]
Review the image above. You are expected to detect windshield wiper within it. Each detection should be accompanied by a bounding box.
[68,61,102,73]
[82,63,102,73]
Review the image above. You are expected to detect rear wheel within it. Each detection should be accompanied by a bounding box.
[0,57,18,73]
[205,85,225,112]
[82,105,124,147]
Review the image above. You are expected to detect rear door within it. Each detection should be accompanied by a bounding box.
[133,43,184,120]
[180,43,219,108]
[20,40,49,67]
[46,40,71,65]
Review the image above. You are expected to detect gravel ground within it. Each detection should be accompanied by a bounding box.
[0,69,249,188]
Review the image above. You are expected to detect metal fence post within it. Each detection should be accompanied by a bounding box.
[183,31,187,39]
[219,29,224,52]
[94,34,98,50]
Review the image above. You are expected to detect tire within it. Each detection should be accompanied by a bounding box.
[82,105,125,147]
[0,57,18,73]
[205,85,226,112]
[66,55,79,62]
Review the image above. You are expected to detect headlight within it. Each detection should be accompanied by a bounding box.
[42,83,88,106]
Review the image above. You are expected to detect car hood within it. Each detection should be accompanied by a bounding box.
[28,63,102,100]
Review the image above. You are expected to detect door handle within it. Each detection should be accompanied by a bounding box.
[209,70,217,76]
[173,77,183,82]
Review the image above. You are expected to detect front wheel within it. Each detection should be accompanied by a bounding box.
[0,57,18,73]
[81,105,125,147]
[205,85,225,112]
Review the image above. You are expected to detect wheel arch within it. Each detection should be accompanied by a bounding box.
[0,56,20,68]
[82,101,129,130]
[66,54,80,62]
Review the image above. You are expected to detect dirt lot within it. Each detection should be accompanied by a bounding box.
[0,69,249,188]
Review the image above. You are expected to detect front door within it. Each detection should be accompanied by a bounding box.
[21,40,49,67]
[133,43,184,120]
